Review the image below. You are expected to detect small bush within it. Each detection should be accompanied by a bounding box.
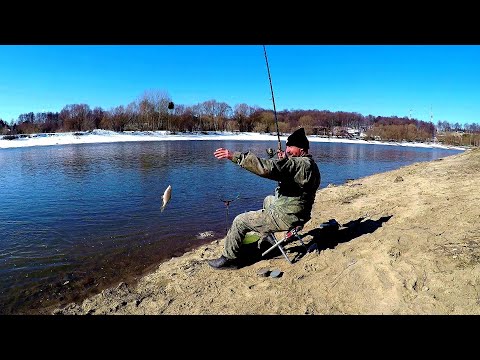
[2,135,18,140]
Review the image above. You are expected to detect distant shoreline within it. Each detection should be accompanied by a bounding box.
[0,130,467,151]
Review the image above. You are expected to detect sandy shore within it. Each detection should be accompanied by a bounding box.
[53,148,480,315]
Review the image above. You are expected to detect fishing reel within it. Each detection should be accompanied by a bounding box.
[266,147,286,159]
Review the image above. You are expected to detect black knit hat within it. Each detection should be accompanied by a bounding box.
[286,128,309,149]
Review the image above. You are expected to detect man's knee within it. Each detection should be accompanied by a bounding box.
[231,212,249,229]
[263,195,275,209]
[231,211,264,230]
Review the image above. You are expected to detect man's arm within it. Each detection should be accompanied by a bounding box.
[231,151,297,181]
[214,147,301,181]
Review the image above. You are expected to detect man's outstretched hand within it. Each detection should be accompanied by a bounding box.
[214,148,233,160]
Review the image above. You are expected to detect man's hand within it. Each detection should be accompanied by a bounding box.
[277,149,287,160]
[214,148,233,160]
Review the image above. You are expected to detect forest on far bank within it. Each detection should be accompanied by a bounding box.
[1,91,479,147]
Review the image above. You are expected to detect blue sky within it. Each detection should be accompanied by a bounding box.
[1,45,479,126]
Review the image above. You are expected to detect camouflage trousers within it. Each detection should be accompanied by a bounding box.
[223,195,293,259]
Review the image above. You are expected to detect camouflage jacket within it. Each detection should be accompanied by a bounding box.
[231,151,321,227]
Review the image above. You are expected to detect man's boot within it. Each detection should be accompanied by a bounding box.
[207,255,239,270]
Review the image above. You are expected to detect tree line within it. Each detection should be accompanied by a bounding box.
[1,90,479,147]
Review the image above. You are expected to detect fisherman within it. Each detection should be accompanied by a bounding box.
[208,127,321,269]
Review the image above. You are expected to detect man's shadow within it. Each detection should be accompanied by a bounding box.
[291,215,393,262]
[239,215,393,266]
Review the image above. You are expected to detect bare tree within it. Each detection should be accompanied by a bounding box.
[142,90,172,130]
[59,104,91,132]
[234,103,257,132]
[298,114,315,135]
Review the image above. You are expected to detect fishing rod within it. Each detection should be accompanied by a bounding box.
[263,45,282,158]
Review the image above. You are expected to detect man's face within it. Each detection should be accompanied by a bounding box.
[285,145,305,157]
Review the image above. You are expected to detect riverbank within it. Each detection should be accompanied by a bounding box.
[53,147,480,315]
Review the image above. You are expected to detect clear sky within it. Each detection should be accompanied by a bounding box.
[1,45,479,126]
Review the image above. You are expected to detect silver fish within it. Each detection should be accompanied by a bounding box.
[161,185,172,212]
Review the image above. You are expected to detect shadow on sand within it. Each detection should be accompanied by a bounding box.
[238,215,393,267]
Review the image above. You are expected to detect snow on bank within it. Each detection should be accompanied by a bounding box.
[0,130,466,151]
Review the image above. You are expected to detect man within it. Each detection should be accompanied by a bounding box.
[208,127,321,270]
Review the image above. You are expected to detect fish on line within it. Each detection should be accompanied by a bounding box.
[161,185,172,212]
